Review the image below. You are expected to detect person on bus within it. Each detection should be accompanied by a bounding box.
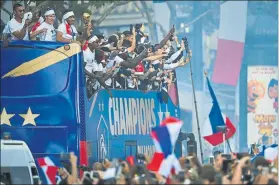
[56,10,90,44]
[83,36,113,97]
[56,10,78,43]
[7,3,31,40]
[30,9,56,41]
[29,10,44,40]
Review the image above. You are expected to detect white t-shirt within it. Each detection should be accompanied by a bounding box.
[57,23,78,40]
[92,62,104,72]
[2,23,9,34]
[8,18,29,40]
[106,56,124,68]
[36,22,56,41]
[83,48,95,73]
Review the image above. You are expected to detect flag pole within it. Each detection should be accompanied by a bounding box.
[187,51,204,164]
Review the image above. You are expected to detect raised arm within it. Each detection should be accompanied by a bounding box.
[10,19,30,40]
[155,25,175,50]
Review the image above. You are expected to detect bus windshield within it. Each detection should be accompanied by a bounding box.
[1,46,71,96]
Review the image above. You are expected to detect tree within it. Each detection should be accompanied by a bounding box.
[1,0,129,26]
[134,1,166,43]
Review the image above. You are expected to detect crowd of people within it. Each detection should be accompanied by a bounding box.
[1,3,191,99]
[52,152,278,185]
[1,3,278,185]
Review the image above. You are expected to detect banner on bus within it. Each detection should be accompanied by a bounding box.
[247,66,278,146]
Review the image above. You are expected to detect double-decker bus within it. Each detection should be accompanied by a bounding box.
[0,41,181,167]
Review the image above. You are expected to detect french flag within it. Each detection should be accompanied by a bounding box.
[147,117,182,177]
[203,76,236,146]
[251,144,278,163]
[37,156,63,184]
[211,1,248,86]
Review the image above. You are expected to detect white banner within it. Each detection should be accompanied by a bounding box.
[247,66,278,146]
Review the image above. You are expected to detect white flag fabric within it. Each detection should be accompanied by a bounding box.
[212,1,248,86]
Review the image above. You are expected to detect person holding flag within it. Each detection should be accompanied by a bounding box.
[147,117,183,179]
[37,152,79,184]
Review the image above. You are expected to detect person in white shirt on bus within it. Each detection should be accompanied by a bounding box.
[56,10,78,43]
[7,3,31,40]
[31,9,56,41]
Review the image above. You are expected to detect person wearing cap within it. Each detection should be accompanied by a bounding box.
[30,8,56,41]
[7,3,31,40]
[56,10,78,43]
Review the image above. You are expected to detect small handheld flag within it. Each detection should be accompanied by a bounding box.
[147,117,182,177]
[37,156,63,184]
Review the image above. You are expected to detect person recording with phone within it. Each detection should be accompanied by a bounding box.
[7,3,31,40]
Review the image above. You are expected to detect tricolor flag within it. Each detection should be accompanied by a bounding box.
[37,156,63,184]
[147,117,182,177]
[203,76,236,146]
[211,1,248,86]
[251,144,278,163]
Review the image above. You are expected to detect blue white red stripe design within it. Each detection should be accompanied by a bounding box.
[37,156,63,184]
[147,117,182,177]
[203,77,236,146]
[251,144,278,163]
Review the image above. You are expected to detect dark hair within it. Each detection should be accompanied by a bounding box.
[108,35,118,47]
[36,10,42,17]
[13,3,23,11]
[95,49,105,63]
[200,165,216,183]
[122,39,131,48]
[254,156,270,168]
[122,30,132,37]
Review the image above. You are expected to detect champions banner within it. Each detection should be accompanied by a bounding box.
[247,66,278,145]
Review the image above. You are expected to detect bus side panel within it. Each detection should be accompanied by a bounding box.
[84,89,180,163]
